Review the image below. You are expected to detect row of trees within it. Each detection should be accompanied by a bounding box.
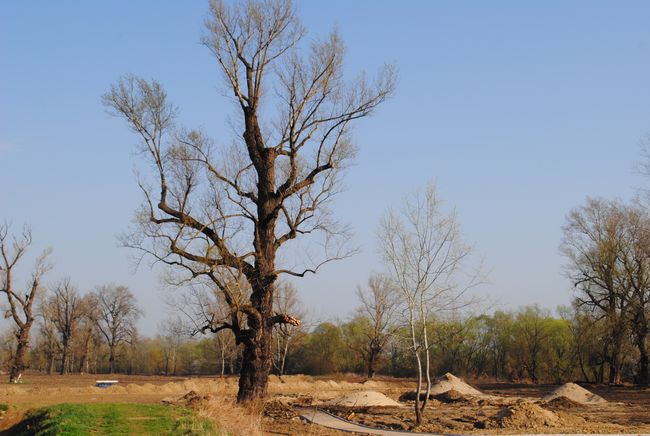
[0,224,142,380]
[277,305,615,385]
[6,294,644,393]
[37,282,142,375]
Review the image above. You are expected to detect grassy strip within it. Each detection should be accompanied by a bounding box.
[6,403,218,435]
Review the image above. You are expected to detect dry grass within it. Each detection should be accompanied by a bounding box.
[195,397,263,436]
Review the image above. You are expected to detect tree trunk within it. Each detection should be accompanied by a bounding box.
[237,325,273,402]
[608,356,623,385]
[236,139,278,402]
[414,350,423,427]
[577,350,591,384]
[636,329,649,387]
[608,323,625,385]
[279,341,289,377]
[109,346,116,374]
[367,349,377,379]
[60,338,70,375]
[47,352,55,375]
[220,347,226,377]
[10,327,31,383]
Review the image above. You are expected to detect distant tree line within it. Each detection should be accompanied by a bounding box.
[1,294,645,387]
[2,195,650,388]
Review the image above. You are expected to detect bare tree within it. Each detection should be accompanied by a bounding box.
[76,296,100,374]
[92,284,142,374]
[272,281,304,376]
[37,301,59,375]
[561,198,633,385]
[103,0,395,401]
[607,202,650,386]
[159,317,185,376]
[0,224,52,383]
[46,278,86,375]
[355,272,398,378]
[379,185,481,426]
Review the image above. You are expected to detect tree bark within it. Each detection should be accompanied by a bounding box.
[237,321,273,402]
[367,349,377,379]
[108,346,116,374]
[635,328,649,387]
[10,327,31,383]
[60,337,70,375]
[47,352,55,375]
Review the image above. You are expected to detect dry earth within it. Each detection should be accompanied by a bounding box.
[1,372,650,434]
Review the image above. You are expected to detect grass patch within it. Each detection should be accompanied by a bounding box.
[6,403,218,435]
[0,404,8,412]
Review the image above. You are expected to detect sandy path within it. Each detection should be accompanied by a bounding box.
[300,408,450,435]
[299,408,650,436]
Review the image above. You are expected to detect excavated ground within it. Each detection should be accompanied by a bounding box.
[1,373,650,434]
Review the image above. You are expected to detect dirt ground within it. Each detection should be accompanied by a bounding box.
[1,373,650,434]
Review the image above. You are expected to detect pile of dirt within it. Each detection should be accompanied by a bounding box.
[161,390,213,408]
[430,373,483,396]
[401,373,483,402]
[325,391,402,407]
[480,402,561,429]
[544,396,584,409]
[398,391,433,402]
[542,383,606,405]
[434,389,477,404]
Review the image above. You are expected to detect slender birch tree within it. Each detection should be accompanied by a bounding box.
[379,185,481,426]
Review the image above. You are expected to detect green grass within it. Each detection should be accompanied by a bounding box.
[0,404,8,412]
[6,403,219,435]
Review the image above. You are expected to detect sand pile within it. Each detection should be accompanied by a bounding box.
[542,383,606,405]
[429,373,483,396]
[484,402,561,429]
[325,390,402,407]
[434,389,478,404]
[399,373,484,403]
[544,396,583,409]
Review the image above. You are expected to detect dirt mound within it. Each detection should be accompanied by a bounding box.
[161,390,213,408]
[325,391,402,407]
[399,373,483,403]
[544,396,584,409]
[430,373,483,396]
[542,383,606,405]
[480,402,561,429]
[434,389,476,404]
[398,391,433,402]
[398,388,475,403]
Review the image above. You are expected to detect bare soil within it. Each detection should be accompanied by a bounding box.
[1,373,649,434]
[323,381,650,434]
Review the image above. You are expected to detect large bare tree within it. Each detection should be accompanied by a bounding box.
[379,185,481,426]
[562,198,633,385]
[0,224,52,383]
[103,0,395,401]
[92,284,142,374]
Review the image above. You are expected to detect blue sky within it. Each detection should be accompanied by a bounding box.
[2,1,649,335]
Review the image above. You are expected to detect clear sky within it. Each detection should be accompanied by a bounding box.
[2,1,649,335]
